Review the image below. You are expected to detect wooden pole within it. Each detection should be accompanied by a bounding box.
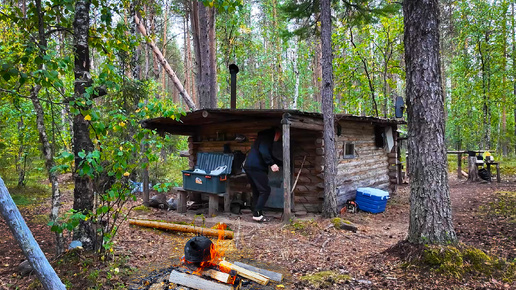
[282,113,292,223]
[457,153,462,179]
[134,14,197,111]
[128,219,234,239]
[0,177,66,290]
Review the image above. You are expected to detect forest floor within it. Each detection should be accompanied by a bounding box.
[1,174,516,289]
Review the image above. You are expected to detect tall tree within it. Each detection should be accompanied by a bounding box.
[31,0,63,254]
[403,0,457,244]
[320,0,337,218]
[191,1,217,108]
[72,0,96,250]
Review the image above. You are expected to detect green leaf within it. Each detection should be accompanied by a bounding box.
[78,151,86,158]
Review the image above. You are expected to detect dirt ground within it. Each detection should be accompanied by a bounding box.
[1,175,516,289]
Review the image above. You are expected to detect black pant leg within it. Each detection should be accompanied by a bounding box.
[245,169,270,213]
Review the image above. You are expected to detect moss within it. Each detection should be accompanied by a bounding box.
[331,217,352,228]
[300,270,351,288]
[419,244,516,283]
[132,205,151,212]
[423,245,464,278]
[462,247,492,272]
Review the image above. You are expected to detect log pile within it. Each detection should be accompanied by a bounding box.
[169,260,283,290]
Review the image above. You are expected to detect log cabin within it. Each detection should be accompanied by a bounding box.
[141,109,403,218]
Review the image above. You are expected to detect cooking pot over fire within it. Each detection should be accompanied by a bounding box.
[184,236,213,264]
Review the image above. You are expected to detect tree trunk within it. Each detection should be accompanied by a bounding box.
[16,115,26,187]
[184,12,195,105]
[0,177,66,290]
[31,87,64,255]
[72,0,96,250]
[194,2,217,109]
[512,3,516,154]
[32,0,63,255]
[320,0,337,218]
[403,0,457,244]
[134,14,196,110]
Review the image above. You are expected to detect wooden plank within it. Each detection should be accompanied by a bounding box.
[290,120,324,131]
[201,269,232,284]
[219,260,270,285]
[282,115,292,223]
[233,262,283,282]
[169,270,233,290]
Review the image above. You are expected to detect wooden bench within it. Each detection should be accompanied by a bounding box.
[174,184,233,217]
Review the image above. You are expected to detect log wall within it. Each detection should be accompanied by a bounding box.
[335,121,393,209]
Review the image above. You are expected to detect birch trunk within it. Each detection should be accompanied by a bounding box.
[33,0,63,255]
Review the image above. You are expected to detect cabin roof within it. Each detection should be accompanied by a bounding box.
[141,109,404,135]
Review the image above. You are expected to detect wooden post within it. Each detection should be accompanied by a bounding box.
[457,152,462,179]
[496,163,501,182]
[0,177,66,290]
[467,156,479,182]
[224,182,231,213]
[282,113,292,223]
[175,187,188,213]
[209,194,218,217]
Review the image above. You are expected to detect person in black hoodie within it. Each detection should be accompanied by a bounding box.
[244,127,282,222]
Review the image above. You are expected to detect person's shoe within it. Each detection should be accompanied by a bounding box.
[252,215,264,221]
[252,215,271,222]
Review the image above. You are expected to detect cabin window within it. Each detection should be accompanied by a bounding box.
[343,142,355,159]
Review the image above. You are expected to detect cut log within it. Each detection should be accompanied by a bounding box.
[232,261,283,282]
[201,269,232,284]
[169,270,232,290]
[219,260,269,285]
[128,219,234,239]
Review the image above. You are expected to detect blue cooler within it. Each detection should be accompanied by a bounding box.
[356,187,389,213]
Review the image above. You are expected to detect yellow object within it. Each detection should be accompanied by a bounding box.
[483,151,493,162]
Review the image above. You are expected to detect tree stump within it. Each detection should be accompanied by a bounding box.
[467,156,479,182]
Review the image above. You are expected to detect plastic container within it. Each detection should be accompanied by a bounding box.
[182,153,234,193]
[355,187,389,213]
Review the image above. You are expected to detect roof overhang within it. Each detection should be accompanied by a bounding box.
[141,109,405,136]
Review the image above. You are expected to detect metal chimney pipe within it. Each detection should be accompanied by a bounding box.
[229,64,239,109]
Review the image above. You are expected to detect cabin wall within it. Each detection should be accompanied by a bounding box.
[335,121,392,209]
[290,130,324,213]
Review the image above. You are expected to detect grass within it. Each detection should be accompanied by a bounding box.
[7,184,51,207]
[300,270,351,288]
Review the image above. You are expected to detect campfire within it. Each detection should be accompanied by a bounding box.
[170,223,282,290]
